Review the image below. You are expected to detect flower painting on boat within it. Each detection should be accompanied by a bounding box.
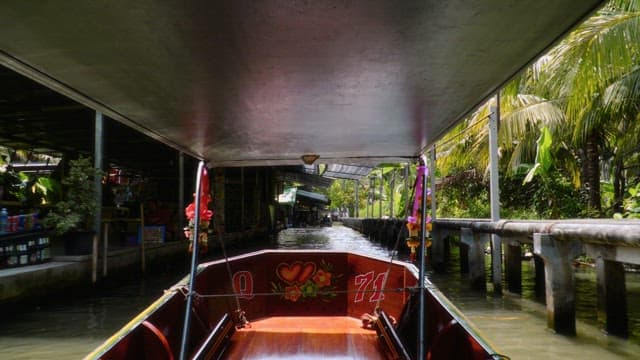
[271,259,342,302]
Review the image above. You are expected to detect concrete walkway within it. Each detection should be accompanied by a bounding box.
[0,241,187,305]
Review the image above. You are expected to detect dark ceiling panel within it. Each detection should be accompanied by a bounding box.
[0,66,183,178]
[0,1,605,167]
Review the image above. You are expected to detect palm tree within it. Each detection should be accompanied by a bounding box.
[535,0,640,214]
[437,0,640,217]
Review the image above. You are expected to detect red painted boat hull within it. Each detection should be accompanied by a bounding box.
[86,250,501,359]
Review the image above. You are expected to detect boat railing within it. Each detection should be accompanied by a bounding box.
[191,313,235,360]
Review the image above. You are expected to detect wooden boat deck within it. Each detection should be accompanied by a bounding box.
[223,316,385,359]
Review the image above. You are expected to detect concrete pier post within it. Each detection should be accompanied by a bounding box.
[459,237,469,274]
[430,228,446,273]
[490,235,503,294]
[504,238,522,294]
[533,255,545,299]
[596,257,628,337]
[533,233,582,335]
[461,228,488,291]
[586,244,629,337]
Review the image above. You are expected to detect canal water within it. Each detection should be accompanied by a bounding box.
[0,225,639,359]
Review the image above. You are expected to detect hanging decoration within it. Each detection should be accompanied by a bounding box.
[405,165,432,263]
[184,168,213,254]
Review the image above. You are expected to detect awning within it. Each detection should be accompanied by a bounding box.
[275,170,334,188]
[322,164,375,180]
[296,190,329,205]
[278,187,329,205]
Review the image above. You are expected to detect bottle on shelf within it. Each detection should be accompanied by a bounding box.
[0,208,8,234]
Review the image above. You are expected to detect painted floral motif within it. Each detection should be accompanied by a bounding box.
[284,285,303,302]
[312,269,332,287]
[271,259,341,302]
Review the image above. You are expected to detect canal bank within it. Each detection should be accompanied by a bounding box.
[0,241,188,306]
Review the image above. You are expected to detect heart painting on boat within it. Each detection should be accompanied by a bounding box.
[271,259,342,302]
[276,261,316,284]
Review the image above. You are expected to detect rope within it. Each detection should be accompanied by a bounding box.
[165,284,190,297]
[375,164,419,310]
[215,224,249,328]
[191,287,413,299]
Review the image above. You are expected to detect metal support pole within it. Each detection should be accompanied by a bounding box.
[429,148,437,224]
[429,147,446,271]
[140,204,145,273]
[354,180,359,218]
[241,167,245,230]
[489,96,502,294]
[92,111,103,284]
[404,164,409,218]
[378,173,383,218]
[179,161,206,360]
[179,152,185,232]
[390,170,395,218]
[369,177,374,218]
[418,155,428,360]
[365,180,369,218]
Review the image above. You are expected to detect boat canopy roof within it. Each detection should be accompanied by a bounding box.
[0,1,604,167]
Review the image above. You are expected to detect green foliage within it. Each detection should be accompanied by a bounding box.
[436,170,490,218]
[325,179,361,215]
[0,171,22,200]
[324,164,414,219]
[7,172,61,208]
[614,182,640,219]
[524,126,553,183]
[432,2,640,220]
[45,156,103,235]
[502,172,583,219]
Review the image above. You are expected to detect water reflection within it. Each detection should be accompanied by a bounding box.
[276,227,396,259]
[429,243,640,360]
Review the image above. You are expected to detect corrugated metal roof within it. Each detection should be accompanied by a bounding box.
[322,164,374,180]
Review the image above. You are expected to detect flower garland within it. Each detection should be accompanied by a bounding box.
[184,168,214,254]
[406,165,432,262]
